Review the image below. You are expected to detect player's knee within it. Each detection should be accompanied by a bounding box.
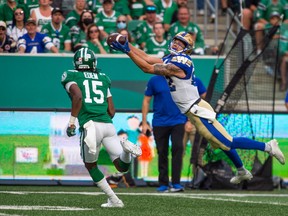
[85,162,97,171]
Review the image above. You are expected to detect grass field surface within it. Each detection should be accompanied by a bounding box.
[0,186,288,216]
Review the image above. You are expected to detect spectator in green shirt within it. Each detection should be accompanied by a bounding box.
[0,0,28,28]
[168,6,205,55]
[82,23,108,54]
[134,5,159,49]
[41,8,72,52]
[144,22,169,57]
[65,0,87,29]
[95,0,121,38]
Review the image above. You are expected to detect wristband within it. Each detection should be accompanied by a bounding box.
[69,116,76,125]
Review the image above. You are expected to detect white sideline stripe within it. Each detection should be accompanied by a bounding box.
[0,206,93,211]
[0,213,24,216]
[2,191,288,197]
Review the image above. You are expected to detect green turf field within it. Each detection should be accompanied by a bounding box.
[0,186,288,216]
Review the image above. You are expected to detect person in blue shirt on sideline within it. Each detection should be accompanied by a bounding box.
[18,18,58,53]
[141,75,187,192]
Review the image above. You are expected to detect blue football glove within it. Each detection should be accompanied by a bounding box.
[66,125,76,137]
[111,40,130,54]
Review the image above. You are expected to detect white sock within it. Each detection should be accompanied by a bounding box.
[237,166,245,173]
[96,178,119,202]
[264,143,272,152]
[120,151,131,163]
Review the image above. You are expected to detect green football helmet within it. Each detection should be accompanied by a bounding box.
[73,47,97,71]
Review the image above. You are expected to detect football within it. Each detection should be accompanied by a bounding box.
[106,33,127,47]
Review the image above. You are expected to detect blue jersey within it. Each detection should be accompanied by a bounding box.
[145,75,188,127]
[162,53,199,113]
[17,32,54,53]
[285,91,288,103]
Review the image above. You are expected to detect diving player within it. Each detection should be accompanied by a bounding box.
[111,31,286,184]
[61,47,142,207]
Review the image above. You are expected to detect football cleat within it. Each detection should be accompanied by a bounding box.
[120,138,142,157]
[170,184,184,192]
[101,198,124,208]
[157,185,169,193]
[230,169,253,184]
[267,139,285,165]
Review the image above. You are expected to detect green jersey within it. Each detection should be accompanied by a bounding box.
[154,0,177,19]
[41,23,71,51]
[65,10,80,29]
[144,37,169,56]
[114,0,130,15]
[61,69,113,128]
[163,3,178,24]
[134,21,154,45]
[87,0,102,14]
[22,0,39,14]
[128,0,146,20]
[256,0,288,21]
[82,39,110,54]
[95,10,121,34]
[169,21,205,49]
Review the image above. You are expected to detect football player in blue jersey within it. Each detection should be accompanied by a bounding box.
[111,31,286,184]
[18,18,58,53]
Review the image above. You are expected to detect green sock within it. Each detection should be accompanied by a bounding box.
[119,160,130,172]
[89,166,104,182]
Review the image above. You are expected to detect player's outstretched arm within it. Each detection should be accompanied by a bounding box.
[129,43,163,64]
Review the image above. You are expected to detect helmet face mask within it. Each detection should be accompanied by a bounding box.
[168,32,194,55]
[73,47,97,71]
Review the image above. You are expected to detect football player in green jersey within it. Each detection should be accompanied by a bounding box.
[61,48,142,208]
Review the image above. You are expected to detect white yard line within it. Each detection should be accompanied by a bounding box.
[2,191,288,197]
[0,206,93,211]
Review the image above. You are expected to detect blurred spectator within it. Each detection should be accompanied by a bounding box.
[22,0,39,14]
[71,10,94,52]
[0,20,17,52]
[7,7,27,42]
[137,121,154,178]
[109,28,135,54]
[95,0,121,38]
[279,23,288,91]
[134,5,158,49]
[18,18,58,53]
[116,15,128,31]
[144,22,169,57]
[86,0,102,14]
[65,0,87,29]
[241,0,260,30]
[197,0,216,23]
[154,0,177,22]
[41,8,72,52]
[163,0,188,32]
[0,0,29,28]
[221,0,228,15]
[254,0,288,53]
[113,0,130,18]
[285,91,288,110]
[127,0,146,20]
[82,23,108,54]
[30,0,53,32]
[168,6,205,55]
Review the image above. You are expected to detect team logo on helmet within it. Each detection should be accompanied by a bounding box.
[73,48,97,71]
